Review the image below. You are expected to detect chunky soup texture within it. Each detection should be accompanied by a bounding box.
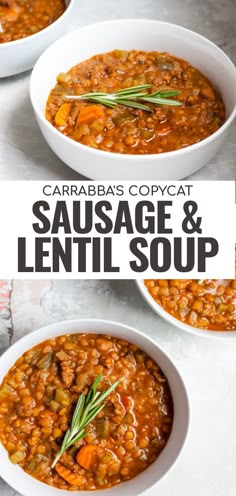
[0,333,173,490]
[0,0,65,43]
[145,279,236,331]
[46,49,225,154]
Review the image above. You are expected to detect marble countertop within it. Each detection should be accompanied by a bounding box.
[0,279,236,496]
[0,0,235,180]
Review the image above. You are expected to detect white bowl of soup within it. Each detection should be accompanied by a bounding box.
[0,318,189,496]
[137,279,236,339]
[0,0,77,78]
[30,18,236,179]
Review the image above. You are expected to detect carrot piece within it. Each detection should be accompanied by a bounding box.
[55,103,72,127]
[1,7,20,22]
[76,445,99,471]
[76,106,105,126]
[1,1,22,21]
[55,463,84,486]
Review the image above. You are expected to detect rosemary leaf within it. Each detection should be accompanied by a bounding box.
[115,84,152,95]
[149,90,181,98]
[63,84,182,111]
[115,99,152,111]
[51,375,120,468]
[141,96,182,107]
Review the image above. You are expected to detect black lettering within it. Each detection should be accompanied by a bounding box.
[174,237,194,272]
[129,238,148,272]
[104,238,119,272]
[114,201,133,234]
[32,201,50,234]
[95,201,113,234]
[52,238,72,272]
[35,238,51,272]
[18,238,34,272]
[198,238,219,271]
[51,201,71,234]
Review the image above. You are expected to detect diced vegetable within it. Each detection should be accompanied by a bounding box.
[9,451,26,465]
[76,445,98,472]
[27,454,48,473]
[55,103,72,127]
[57,72,73,85]
[55,463,84,485]
[113,50,128,59]
[36,352,53,369]
[0,383,15,399]
[123,412,134,425]
[112,113,136,126]
[155,58,175,70]
[90,119,104,135]
[94,418,111,438]
[140,129,154,140]
[56,350,69,361]
[55,388,70,406]
[25,349,41,364]
[76,106,105,126]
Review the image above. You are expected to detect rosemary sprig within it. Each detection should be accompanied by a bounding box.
[63,84,182,112]
[51,374,120,468]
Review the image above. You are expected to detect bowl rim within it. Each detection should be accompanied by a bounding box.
[0,0,75,48]
[136,279,236,339]
[30,17,236,162]
[0,317,190,496]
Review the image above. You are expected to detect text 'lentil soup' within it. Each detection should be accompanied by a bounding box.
[0,333,173,491]
[46,49,225,155]
[145,279,236,331]
[0,0,66,43]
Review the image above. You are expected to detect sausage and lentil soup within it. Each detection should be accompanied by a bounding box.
[0,333,173,490]
[0,0,66,43]
[46,49,225,155]
[145,279,236,331]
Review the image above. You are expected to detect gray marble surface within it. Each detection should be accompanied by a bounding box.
[0,0,235,180]
[0,279,236,496]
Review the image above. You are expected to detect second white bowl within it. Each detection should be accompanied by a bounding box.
[30,18,236,180]
[0,318,189,496]
[0,0,77,78]
[137,280,236,339]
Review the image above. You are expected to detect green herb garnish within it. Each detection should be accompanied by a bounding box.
[52,374,120,468]
[63,84,182,112]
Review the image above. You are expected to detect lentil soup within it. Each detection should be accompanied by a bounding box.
[0,0,66,43]
[46,49,225,155]
[145,279,236,331]
[0,333,173,490]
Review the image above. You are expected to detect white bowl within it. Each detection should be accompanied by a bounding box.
[30,18,236,180]
[137,280,236,339]
[0,0,77,78]
[0,318,189,496]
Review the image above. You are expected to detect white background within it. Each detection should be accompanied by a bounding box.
[0,0,236,495]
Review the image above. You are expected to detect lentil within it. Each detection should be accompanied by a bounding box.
[46,49,225,154]
[0,333,173,490]
[145,279,236,331]
[0,0,65,43]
